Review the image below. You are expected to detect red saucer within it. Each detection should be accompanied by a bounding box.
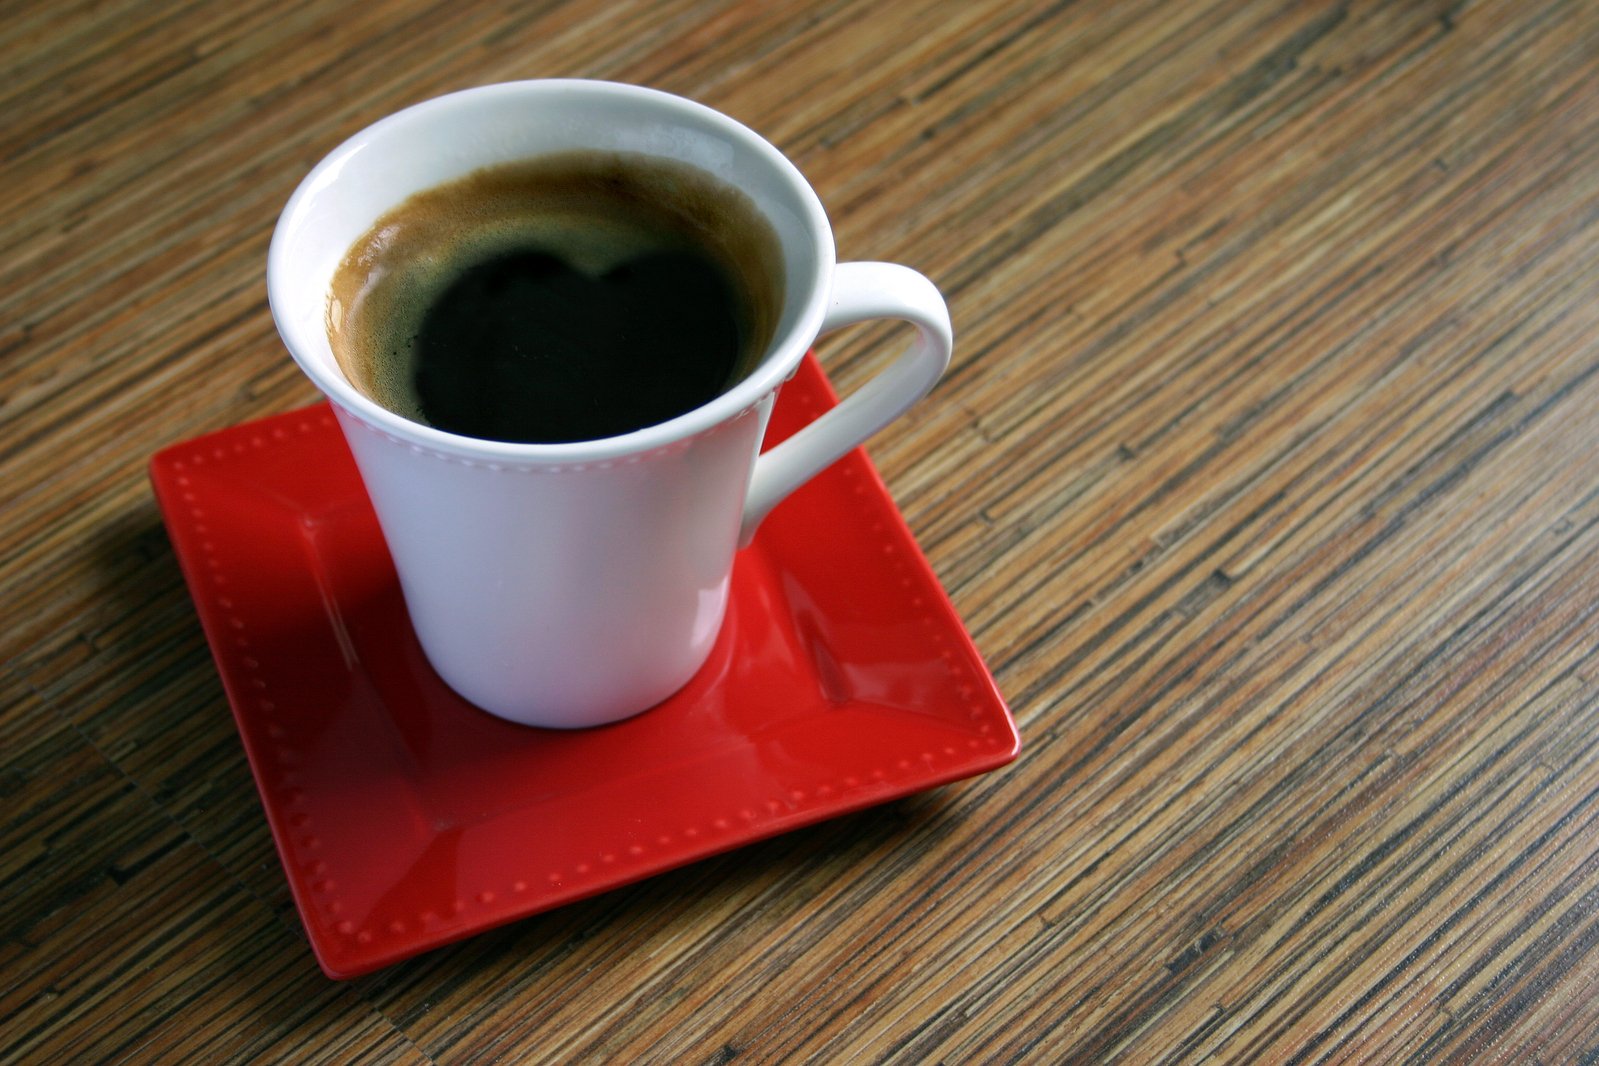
[150,354,1019,978]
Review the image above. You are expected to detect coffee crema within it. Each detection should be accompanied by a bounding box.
[326,151,784,444]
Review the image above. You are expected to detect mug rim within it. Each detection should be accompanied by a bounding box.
[266,79,835,463]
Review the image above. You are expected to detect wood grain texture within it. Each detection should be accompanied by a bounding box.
[6,0,1599,1060]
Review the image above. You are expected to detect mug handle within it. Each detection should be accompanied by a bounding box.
[739,261,953,547]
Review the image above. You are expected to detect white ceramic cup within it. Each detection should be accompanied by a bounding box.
[267,80,952,728]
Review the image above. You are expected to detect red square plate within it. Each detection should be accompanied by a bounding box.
[150,354,1019,977]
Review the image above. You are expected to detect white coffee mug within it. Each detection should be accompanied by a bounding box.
[267,80,952,728]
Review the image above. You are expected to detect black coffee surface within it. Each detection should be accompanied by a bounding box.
[415,247,743,443]
[326,151,783,444]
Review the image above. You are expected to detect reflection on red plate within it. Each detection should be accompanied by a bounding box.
[150,353,1019,978]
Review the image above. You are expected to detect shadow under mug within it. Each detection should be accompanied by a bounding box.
[267,79,952,728]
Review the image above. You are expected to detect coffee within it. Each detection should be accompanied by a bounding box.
[327,151,783,443]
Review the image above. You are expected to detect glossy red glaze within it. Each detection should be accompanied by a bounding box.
[150,354,1019,977]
